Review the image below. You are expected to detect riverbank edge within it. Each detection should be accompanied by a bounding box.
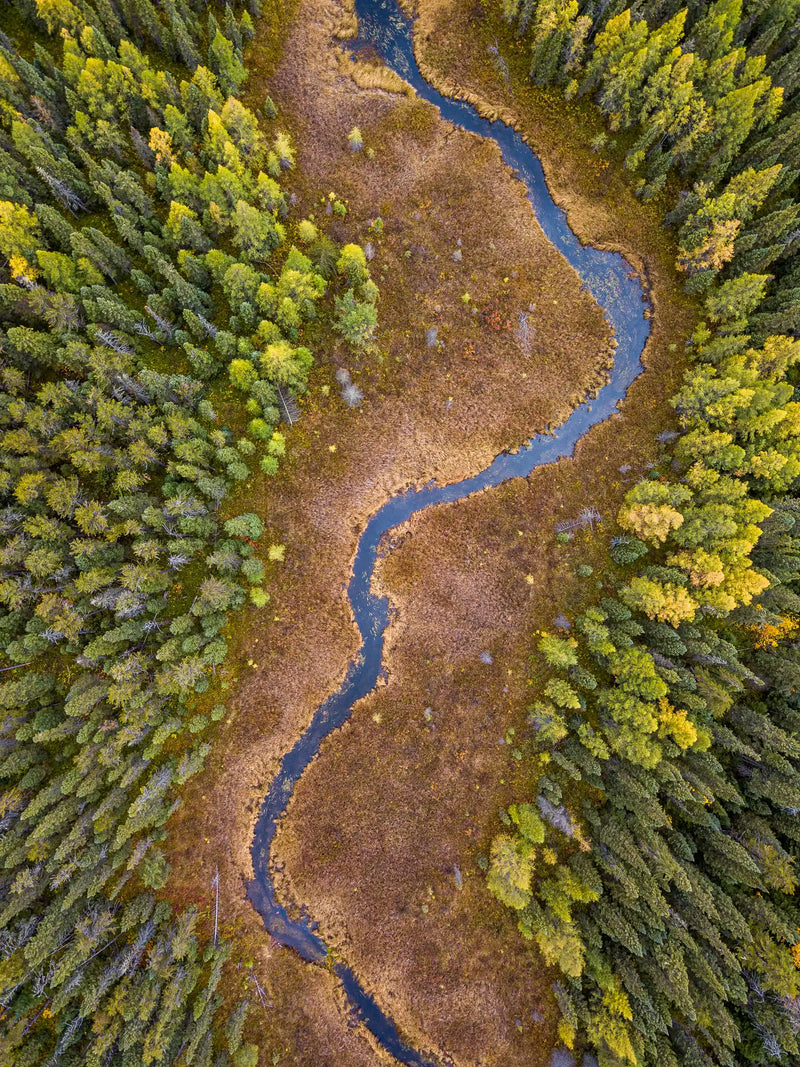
[162,0,693,1061]
[261,2,695,1065]
[402,0,664,307]
[264,2,700,1065]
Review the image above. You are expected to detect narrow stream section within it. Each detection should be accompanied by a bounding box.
[247,2,651,1063]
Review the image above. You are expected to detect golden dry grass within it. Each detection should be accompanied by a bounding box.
[332,8,359,37]
[337,50,414,94]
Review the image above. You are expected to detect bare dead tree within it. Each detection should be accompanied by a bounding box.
[35,168,87,214]
[276,385,300,426]
[579,505,603,530]
[144,304,174,339]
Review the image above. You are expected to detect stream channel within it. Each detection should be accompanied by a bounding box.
[247,1,651,1062]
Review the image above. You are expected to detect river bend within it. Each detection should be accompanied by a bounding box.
[247,2,651,1062]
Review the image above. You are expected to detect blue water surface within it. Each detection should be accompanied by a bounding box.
[248,2,650,1062]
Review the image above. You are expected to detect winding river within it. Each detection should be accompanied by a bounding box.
[247,1,651,1063]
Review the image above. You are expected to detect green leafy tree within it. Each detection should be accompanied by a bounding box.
[335,289,377,348]
[486,833,534,909]
[208,30,246,95]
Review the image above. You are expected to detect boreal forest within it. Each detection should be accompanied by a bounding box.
[0,0,798,1065]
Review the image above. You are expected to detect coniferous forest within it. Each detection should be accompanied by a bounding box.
[487,1,800,1065]
[1,0,800,1064]
[0,0,377,1062]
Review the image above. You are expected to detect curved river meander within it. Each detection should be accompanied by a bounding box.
[247,1,651,1062]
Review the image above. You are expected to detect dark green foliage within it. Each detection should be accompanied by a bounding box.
[610,535,648,565]
[0,0,379,1063]
[491,3,800,1062]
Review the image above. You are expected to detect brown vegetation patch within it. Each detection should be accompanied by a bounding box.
[337,49,414,94]
[279,383,689,1067]
[408,0,684,268]
[267,3,698,1064]
[163,0,694,1063]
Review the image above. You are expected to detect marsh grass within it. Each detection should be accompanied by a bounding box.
[163,0,696,1062]
[338,50,414,95]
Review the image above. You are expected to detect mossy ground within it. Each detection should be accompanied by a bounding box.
[162,0,697,1063]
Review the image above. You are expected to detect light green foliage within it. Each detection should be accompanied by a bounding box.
[538,631,579,669]
[539,864,600,922]
[544,677,582,709]
[0,200,40,263]
[231,199,282,260]
[509,802,546,843]
[268,431,286,456]
[229,358,258,391]
[260,342,313,387]
[271,131,295,170]
[496,12,800,1066]
[618,480,691,544]
[140,848,171,889]
[704,272,772,325]
[0,20,354,1062]
[530,910,586,977]
[620,575,698,625]
[297,218,318,243]
[335,289,378,348]
[678,167,782,276]
[224,514,264,540]
[528,701,568,744]
[525,0,591,86]
[337,243,369,286]
[209,29,246,95]
[248,417,272,440]
[9,2,800,1066]
[233,1046,259,1067]
[607,647,668,701]
[486,833,534,909]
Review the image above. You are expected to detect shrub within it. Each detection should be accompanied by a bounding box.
[609,536,648,565]
[297,219,318,243]
[223,513,264,540]
[229,358,258,391]
[538,632,579,670]
[248,418,272,440]
[487,834,534,910]
[337,243,368,285]
[335,290,377,348]
[241,558,264,584]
